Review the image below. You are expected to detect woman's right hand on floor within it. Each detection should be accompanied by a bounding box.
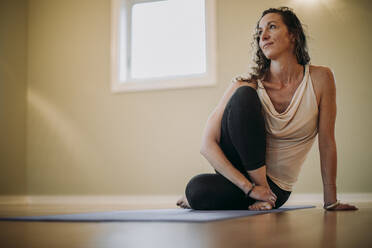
[249,185,277,207]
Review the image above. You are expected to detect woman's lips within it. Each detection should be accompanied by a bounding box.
[263,42,274,49]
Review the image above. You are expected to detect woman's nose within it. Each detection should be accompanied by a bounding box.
[261,29,270,40]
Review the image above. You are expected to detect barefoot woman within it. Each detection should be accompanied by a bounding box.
[177,7,357,211]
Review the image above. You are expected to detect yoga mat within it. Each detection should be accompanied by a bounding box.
[0,205,315,223]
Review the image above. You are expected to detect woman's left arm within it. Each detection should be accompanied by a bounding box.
[317,67,358,211]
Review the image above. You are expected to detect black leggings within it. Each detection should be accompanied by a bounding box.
[185,86,291,210]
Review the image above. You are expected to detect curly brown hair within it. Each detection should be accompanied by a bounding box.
[235,7,310,84]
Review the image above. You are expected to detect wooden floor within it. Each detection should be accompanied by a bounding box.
[0,202,371,248]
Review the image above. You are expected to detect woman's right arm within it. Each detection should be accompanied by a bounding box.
[200,81,277,206]
[200,81,255,194]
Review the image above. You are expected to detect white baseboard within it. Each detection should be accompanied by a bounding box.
[0,196,29,205]
[27,195,180,205]
[0,193,371,205]
[286,193,372,204]
[0,195,180,205]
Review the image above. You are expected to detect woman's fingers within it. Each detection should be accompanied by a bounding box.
[270,192,277,207]
[328,203,358,211]
[266,194,276,207]
[335,203,358,210]
[271,192,277,200]
[264,189,276,207]
[250,186,277,207]
[268,189,277,198]
[269,191,277,202]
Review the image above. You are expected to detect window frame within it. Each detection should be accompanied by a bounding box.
[110,0,217,93]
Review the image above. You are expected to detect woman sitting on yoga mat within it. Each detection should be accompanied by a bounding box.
[177,7,358,211]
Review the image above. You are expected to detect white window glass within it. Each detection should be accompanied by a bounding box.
[130,0,206,79]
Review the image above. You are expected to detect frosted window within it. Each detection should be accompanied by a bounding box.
[131,0,206,79]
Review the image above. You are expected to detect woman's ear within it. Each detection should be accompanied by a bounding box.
[291,32,299,44]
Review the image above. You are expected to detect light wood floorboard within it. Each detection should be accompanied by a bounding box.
[0,203,371,248]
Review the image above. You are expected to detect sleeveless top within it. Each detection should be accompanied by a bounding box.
[256,64,318,191]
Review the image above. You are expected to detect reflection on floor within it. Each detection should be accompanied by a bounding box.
[0,202,371,248]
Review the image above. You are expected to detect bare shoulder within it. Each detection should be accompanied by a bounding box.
[309,65,335,86]
[310,65,334,80]
[309,65,336,97]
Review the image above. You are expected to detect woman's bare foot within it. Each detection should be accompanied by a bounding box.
[176,195,191,209]
[248,201,273,211]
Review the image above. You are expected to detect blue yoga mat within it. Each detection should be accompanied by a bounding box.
[0,205,315,222]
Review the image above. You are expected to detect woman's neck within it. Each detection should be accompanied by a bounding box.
[266,56,303,86]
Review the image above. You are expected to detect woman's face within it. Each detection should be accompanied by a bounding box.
[257,13,294,60]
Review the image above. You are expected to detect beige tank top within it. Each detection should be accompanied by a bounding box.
[257,64,318,191]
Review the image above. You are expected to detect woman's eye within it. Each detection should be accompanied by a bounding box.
[270,24,276,29]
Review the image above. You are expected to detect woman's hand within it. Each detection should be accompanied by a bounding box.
[249,185,277,207]
[325,202,358,211]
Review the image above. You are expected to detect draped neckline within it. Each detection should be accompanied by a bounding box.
[257,64,309,116]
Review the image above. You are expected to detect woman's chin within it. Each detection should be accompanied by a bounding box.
[263,52,277,60]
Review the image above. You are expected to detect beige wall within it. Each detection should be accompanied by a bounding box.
[3,0,370,196]
[0,0,28,195]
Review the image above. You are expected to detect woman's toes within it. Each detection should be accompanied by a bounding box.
[249,201,272,211]
[176,196,185,207]
[176,195,191,209]
[260,202,272,210]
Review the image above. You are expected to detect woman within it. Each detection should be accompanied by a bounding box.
[177,7,358,211]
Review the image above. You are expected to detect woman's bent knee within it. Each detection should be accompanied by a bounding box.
[185,174,213,210]
[185,173,250,210]
[223,86,266,171]
[230,86,261,111]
